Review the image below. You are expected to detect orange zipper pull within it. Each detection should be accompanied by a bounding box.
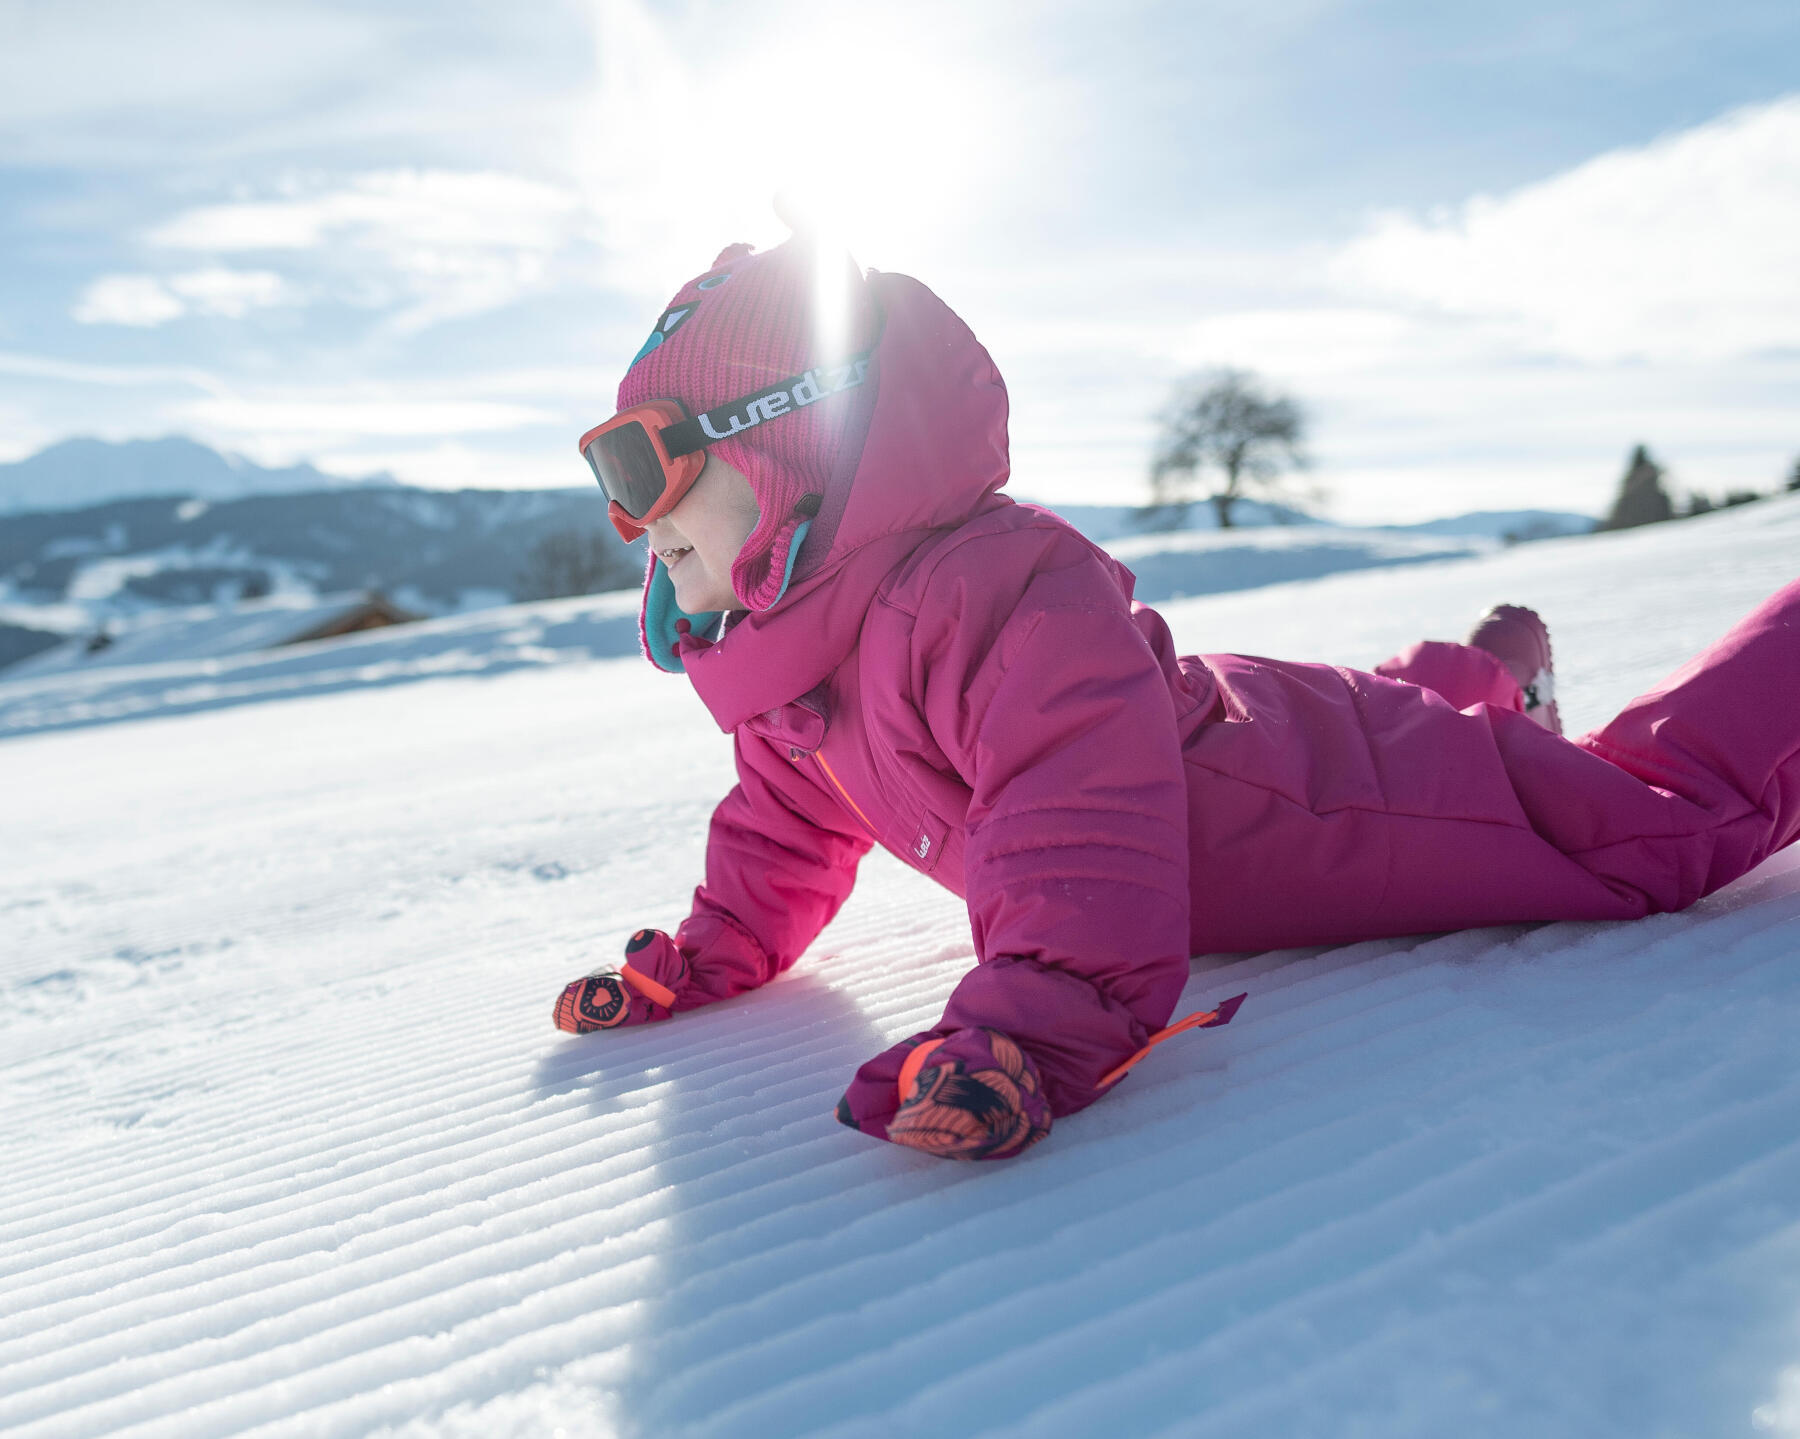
[618,963,679,1009]
[1098,992,1247,1087]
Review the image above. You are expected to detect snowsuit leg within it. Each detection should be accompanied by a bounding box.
[1179,579,1800,953]
[1371,639,1526,713]
[1571,577,1800,903]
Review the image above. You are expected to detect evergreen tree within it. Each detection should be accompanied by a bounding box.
[1600,445,1674,531]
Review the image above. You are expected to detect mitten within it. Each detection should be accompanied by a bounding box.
[836,1026,1053,1161]
[552,929,689,1033]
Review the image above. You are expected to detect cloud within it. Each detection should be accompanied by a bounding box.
[150,171,576,254]
[167,268,291,319]
[0,2,587,173]
[1334,95,1800,363]
[148,169,583,333]
[310,440,578,493]
[0,350,227,393]
[71,269,292,327]
[1166,307,1466,380]
[72,275,185,328]
[177,397,556,444]
[0,2,382,157]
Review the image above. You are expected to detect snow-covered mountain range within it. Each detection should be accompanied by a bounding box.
[0,486,644,648]
[0,437,1598,675]
[0,437,396,515]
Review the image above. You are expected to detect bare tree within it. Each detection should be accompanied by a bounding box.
[1149,368,1310,529]
[1786,457,1800,493]
[517,530,636,601]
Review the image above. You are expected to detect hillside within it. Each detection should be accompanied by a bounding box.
[0,487,641,626]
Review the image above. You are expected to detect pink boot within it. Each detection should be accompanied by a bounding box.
[1466,604,1560,734]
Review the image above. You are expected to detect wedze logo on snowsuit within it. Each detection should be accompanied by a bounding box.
[696,357,870,442]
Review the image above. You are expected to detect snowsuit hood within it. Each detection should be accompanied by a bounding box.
[642,267,1013,728]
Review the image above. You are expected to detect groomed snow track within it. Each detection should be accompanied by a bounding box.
[3,496,1799,1438]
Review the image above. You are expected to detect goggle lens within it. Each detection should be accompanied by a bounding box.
[584,420,670,520]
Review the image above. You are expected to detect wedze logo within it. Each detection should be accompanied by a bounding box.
[697,358,869,442]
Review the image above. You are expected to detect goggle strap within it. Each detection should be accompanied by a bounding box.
[660,351,872,459]
[660,418,708,459]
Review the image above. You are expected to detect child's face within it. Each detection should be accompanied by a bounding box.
[645,450,761,614]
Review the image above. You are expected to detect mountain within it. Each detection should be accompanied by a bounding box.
[0,436,396,514]
[0,487,643,624]
[1381,508,1597,542]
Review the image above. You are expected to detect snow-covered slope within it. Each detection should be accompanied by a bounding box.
[0,591,645,738]
[2,495,1798,1439]
[1104,522,1486,603]
[6,594,423,680]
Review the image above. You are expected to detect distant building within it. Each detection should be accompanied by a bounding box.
[282,593,420,645]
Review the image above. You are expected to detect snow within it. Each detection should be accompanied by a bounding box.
[0,592,643,737]
[4,593,426,681]
[2,494,1798,1439]
[1103,522,1486,602]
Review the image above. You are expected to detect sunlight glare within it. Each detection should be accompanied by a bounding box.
[583,0,1024,295]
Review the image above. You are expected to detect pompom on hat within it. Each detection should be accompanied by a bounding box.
[617,233,880,612]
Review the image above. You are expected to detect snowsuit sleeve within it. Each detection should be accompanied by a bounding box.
[912,532,1194,1117]
[674,729,873,1005]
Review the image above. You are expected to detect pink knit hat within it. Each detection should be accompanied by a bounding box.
[616,235,880,611]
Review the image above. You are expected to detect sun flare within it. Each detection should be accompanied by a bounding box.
[583,0,1026,289]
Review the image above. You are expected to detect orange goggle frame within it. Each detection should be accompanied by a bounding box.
[579,351,875,542]
[577,399,708,542]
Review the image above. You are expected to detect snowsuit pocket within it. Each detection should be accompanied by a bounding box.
[907,812,949,874]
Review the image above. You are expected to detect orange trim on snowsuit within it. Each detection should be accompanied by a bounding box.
[814,750,879,837]
[1097,992,1249,1087]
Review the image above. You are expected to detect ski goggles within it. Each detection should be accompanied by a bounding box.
[579,354,871,541]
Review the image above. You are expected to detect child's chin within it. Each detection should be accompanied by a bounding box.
[672,574,732,615]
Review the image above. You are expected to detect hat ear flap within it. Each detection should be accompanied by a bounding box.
[732,504,817,612]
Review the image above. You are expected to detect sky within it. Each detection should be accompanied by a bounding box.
[0,0,1796,523]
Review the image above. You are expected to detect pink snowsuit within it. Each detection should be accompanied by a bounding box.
[643,269,1800,1126]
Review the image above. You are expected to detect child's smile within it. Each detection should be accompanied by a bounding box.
[644,450,761,614]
